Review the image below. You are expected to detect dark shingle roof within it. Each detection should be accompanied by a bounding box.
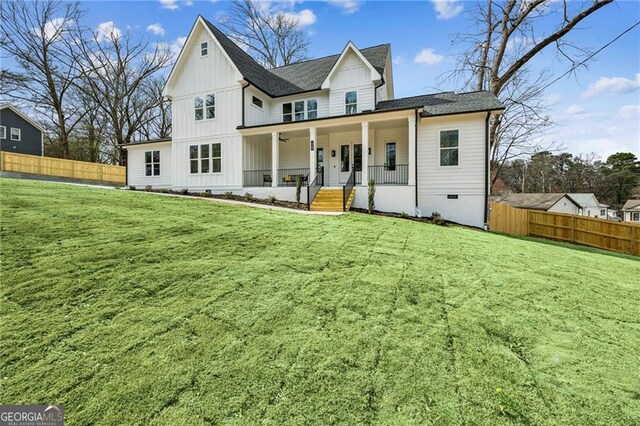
[377,91,504,115]
[202,17,389,97]
[492,193,579,211]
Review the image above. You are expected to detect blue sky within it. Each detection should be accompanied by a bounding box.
[27,1,640,158]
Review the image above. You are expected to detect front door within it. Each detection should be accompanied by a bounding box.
[316,147,324,185]
[339,143,362,184]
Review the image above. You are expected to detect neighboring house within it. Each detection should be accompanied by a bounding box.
[492,193,581,215]
[622,199,640,222]
[567,193,609,218]
[0,104,44,156]
[122,16,505,227]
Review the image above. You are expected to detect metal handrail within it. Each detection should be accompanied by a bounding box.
[343,165,355,212]
[307,168,323,210]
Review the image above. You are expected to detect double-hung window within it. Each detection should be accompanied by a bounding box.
[190,143,222,174]
[145,150,160,176]
[282,98,318,122]
[200,42,208,57]
[440,130,459,166]
[345,91,357,115]
[10,128,21,141]
[0,126,5,139]
[633,212,640,221]
[195,94,215,121]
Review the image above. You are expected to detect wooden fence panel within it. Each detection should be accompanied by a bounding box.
[490,201,640,256]
[1,152,125,184]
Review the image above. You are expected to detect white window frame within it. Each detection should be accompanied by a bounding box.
[345,91,358,115]
[0,126,5,139]
[194,93,215,121]
[200,41,208,57]
[282,98,318,122]
[10,127,21,141]
[189,143,222,174]
[145,150,160,176]
[251,95,263,110]
[633,212,640,221]
[439,129,459,167]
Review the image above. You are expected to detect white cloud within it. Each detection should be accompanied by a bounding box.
[146,23,165,36]
[414,48,444,65]
[184,0,193,5]
[160,0,179,10]
[326,1,362,14]
[393,55,405,65]
[431,0,463,20]
[95,21,121,43]
[565,104,585,116]
[41,17,70,41]
[618,104,640,119]
[283,9,317,26]
[582,73,640,98]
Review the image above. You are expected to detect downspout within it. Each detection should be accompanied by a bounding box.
[414,108,419,209]
[484,111,490,229]
[373,78,385,108]
[241,82,251,127]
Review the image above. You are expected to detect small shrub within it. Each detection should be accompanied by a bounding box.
[180,188,189,195]
[267,195,277,204]
[244,192,254,201]
[295,176,302,206]
[431,211,446,226]
[158,189,170,193]
[368,177,376,214]
[145,185,152,192]
[129,185,136,191]
[223,191,234,199]
[400,212,410,219]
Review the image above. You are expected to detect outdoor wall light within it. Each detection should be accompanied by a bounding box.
[368,147,371,155]
[331,150,336,157]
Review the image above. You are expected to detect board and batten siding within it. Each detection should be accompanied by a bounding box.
[244,86,272,126]
[269,92,329,124]
[126,143,172,188]
[329,50,375,116]
[417,112,488,228]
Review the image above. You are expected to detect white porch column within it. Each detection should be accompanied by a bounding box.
[309,127,317,183]
[271,131,279,187]
[408,115,416,186]
[361,121,369,186]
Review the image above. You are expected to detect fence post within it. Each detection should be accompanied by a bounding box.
[631,225,638,256]
[571,216,576,244]
[526,209,531,236]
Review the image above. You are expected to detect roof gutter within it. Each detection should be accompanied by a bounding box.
[421,107,505,119]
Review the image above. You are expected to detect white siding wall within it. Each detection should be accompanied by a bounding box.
[167,24,244,190]
[417,113,488,228]
[549,197,580,215]
[244,87,272,126]
[126,143,172,189]
[243,136,271,171]
[329,50,375,115]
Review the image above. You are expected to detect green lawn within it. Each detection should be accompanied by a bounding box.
[1,178,639,425]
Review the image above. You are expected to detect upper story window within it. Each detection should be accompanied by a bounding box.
[200,42,208,57]
[190,143,221,174]
[282,98,318,122]
[440,130,459,166]
[11,128,21,141]
[252,96,263,109]
[345,91,357,115]
[195,94,215,121]
[0,126,5,139]
[145,150,160,176]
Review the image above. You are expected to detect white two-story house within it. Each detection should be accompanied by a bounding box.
[122,16,504,228]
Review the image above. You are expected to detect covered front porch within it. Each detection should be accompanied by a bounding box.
[240,111,416,189]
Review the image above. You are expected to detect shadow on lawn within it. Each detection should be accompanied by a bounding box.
[499,233,639,262]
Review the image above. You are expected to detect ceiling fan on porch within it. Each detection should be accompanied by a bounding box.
[278,133,289,143]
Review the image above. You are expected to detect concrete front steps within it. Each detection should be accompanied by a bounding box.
[310,187,355,212]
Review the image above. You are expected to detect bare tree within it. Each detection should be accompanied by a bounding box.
[0,0,86,158]
[445,0,614,187]
[137,76,172,142]
[219,0,309,68]
[74,25,172,163]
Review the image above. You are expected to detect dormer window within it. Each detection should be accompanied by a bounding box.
[252,96,263,109]
[200,42,208,57]
[345,91,357,115]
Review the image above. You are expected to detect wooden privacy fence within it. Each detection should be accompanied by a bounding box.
[1,152,125,184]
[489,202,640,256]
